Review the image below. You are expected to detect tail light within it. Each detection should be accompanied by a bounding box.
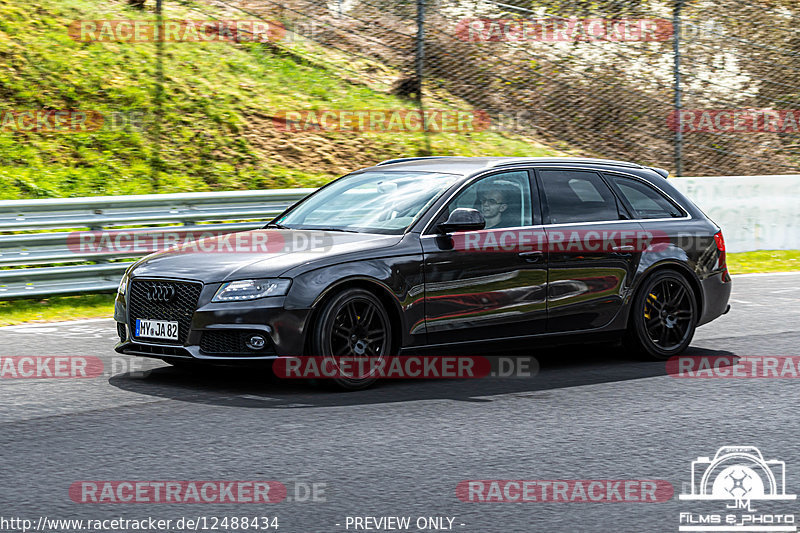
[713,231,730,282]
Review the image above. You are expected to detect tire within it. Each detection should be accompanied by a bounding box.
[624,270,697,360]
[309,288,393,391]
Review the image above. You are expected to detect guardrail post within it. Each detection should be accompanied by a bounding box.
[89,222,108,264]
[151,0,165,191]
[415,0,425,102]
[673,0,685,177]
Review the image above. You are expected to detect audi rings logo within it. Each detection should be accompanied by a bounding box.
[145,284,176,303]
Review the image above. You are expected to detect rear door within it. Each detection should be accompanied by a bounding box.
[536,168,644,332]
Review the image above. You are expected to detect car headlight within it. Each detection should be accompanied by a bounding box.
[117,273,129,296]
[212,279,292,302]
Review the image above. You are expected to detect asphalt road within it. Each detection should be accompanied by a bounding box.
[1,272,800,533]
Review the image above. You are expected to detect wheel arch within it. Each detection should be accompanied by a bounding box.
[304,276,405,356]
[631,261,704,323]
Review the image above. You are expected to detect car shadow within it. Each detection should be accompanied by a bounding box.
[107,343,737,409]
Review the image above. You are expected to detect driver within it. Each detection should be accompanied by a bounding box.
[477,182,513,229]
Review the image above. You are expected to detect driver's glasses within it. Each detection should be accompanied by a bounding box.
[480,197,504,207]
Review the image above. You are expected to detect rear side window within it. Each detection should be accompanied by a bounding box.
[539,170,621,224]
[608,175,684,219]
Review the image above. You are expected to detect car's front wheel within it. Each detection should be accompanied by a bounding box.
[625,270,697,360]
[309,288,393,390]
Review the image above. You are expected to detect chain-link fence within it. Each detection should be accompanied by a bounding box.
[170,0,800,177]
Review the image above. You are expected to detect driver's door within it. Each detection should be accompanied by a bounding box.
[421,170,549,345]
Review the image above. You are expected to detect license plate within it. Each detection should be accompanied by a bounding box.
[135,319,179,341]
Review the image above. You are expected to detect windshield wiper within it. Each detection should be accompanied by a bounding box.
[266,223,359,233]
[312,227,360,233]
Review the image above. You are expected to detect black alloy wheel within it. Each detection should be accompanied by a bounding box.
[625,270,697,360]
[310,288,392,390]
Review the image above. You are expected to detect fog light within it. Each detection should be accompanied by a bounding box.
[246,334,267,351]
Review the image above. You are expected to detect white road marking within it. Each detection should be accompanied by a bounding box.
[733,271,800,278]
[239,395,280,402]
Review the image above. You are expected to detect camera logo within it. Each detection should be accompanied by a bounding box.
[680,446,795,505]
[678,446,796,532]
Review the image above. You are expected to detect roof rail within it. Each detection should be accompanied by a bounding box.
[375,156,453,166]
[490,158,643,169]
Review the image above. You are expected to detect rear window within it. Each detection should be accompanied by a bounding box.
[608,175,684,219]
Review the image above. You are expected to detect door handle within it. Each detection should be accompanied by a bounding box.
[611,245,636,254]
[519,250,544,263]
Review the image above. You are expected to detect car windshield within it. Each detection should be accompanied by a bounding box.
[272,171,460,234]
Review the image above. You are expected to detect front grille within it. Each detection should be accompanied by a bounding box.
[200,331,275,356]
[128,280,202,344]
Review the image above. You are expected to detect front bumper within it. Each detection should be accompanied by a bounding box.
[114,283,312,361]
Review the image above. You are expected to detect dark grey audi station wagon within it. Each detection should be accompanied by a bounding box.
[115,157,731,389]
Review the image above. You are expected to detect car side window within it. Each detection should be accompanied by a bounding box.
[608,175,684,219]
[437,171,533,230]
[539,170,621,224]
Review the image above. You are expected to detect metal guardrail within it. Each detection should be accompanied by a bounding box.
[0,189,314,299]
[3,176,798,300]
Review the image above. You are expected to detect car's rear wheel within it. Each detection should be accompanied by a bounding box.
[625,270,697,360]
[310,288,392,390]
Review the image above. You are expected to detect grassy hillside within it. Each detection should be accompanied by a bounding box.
[0,0,559,199]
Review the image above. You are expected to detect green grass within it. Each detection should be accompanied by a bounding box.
[726,250,800,275]
[0,293,116,326]
[0,0,559,199]
[1,251,796,326]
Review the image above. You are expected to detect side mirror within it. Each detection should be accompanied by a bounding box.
[437,208,486,233]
